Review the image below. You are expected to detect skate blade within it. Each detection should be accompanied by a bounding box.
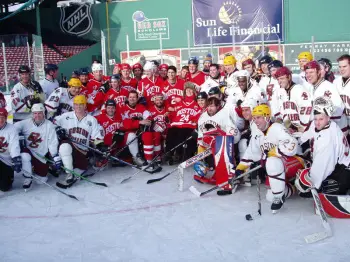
[189,186,201,197]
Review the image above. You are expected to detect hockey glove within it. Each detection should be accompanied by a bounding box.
[113,131,125,144]
[191,129,198,140]
[99,81,110,93]
[53,155,62,170]
[96,142,109,153]
[12,156,22,173]
[55,126,67,141]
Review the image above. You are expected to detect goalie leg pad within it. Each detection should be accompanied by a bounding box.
[213,136,234,189]
[295,168,312,193]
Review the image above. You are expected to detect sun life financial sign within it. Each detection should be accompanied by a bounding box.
[192,0,283,46]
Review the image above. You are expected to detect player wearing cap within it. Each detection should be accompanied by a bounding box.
[45,78,82,120]
[163,66,185,110]
[15,103,61,190]
[120,63,138,92]
[203,54,213,74]
[224,55,238,88]
[78,68,90,89]
[103,74,129,106]
[187,57,207,88]
[235,104,304,212]
[0,108,21,192]
[296,97,350,196]
[242,58,262,83]
[200,63,226,94]
[11,65,45,122]
[40,64,59,99]
[196,91,208,111]
[159,64,169,81]
[54,95,105,184]
[132,63,143,82]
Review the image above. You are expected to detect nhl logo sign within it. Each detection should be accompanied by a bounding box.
[60,4,93,36]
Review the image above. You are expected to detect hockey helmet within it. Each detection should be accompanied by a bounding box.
[68,78,82,87]
[242,58,255,68]
[120,63,131,71]
[259,55,273,66]
[31,103,45,113]
[197,91,208,100]
[44,64,58,74]
[105,99,116,107]
[92,63,103,72]
[194,161,208,177]
[304,61,321,71]
[132,63,143,71]
[79,68,90,75]
[0,108,8,118]
[298,51,313,61]
[223,55,237,66]
[268,60,283,71]
[188,56,199,65]
[73,95,87,105]
[241,98,258,110]
[275,66,292,78]
[318,58,332,70]
[208,86,221,96]
[313,97,334,116]
[204,53,213,63]
[235,70,250,79]
[111,74,121,81]
[18,65,31,74]
[252,104,271,117]
[143,61,157,71]
[159,64,169,70]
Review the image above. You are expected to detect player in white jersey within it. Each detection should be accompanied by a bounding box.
[45,78,82,120]
[54,95,105,184]
[11,65,45,122]
[39,64,59,99]
[304,60,347,133]
[296,97,350,195]
[296,51,314,94]
[334,54,350,137]
[236,104,305,213]
[260,60,283,109]
[274,66,313,132]
[200,64,226,94]
[0,108,21,191]
[224,55,238,89]
[14,104,61,189]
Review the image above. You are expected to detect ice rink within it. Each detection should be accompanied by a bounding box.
[0,165,349,262]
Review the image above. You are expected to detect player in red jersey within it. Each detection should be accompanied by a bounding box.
[178,66,190,81]
[132,63,143,82]
[103,74,129,107]
[137,61,164,106]
[163,66,185,110]
[188,57,207,90]
[120,63,138,92]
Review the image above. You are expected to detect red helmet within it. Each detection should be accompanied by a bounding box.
[132,63,142,71]
[242,58,255,68]
[114,63,122,71]
[275,66,292,78]
[159,64,169,70]
[0,108,8,118]
[304,60,320,71]
[120,63,131,71]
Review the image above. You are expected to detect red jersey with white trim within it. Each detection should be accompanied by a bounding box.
[163,79,185,107]
[189,71,206,88]
[137,76,164,106]
[81,78,106,113]
[95,112,123,146]
[148,104,169,126]
[119,103,149,131]
[120,78,138,92]
[103,87,129,105]
[169,100,201,129]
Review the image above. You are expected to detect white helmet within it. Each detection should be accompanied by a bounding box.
[143,61,156,71]
[31,103,45,113]
[91,63,103,72]
[241,98,257,110]
[235,70,250,78]
[313,97,334,116]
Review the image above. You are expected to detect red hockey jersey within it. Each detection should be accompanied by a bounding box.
[95,112,123,146]
[163,79,185,107]
[103,87,129,105]
[189,71,207,87]
[81,78,105,113]
[169,100,201,129]
[119,103,149,131]
[120,78,138,92]
[137,76,164,106]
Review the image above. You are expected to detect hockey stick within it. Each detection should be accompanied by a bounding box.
[0,157,78,201]
[34,152,108,188]
[146,148,212,184]
[189,165,262,197]
[121,135,195,184]
[245,174,262,221]
[304,187,332,244]
[113,131,143,156]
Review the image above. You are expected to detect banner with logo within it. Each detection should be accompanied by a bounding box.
[192,0,283,46]
[60,4,94,37]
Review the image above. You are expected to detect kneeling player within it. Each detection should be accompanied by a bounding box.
[15,103,61,189]
[236,104,304,213]
[296,97,350,196]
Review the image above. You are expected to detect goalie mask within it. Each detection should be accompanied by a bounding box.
[313,97,334,116]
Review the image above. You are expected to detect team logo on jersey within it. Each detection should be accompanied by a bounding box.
[324,91,332,98]
[301,92,308,100]
[87,121,92,127]
[27,132,43,148]
[0,137,9,153]
[121,110,130,120]
[60,4,93,36]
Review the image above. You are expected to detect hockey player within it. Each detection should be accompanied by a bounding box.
[305,60,347,133]
[318,58,335,83]
[203,54,212,74]
[196,91,208,111]
[335,54,350,137]
[235,104,304,213]
[179,66,190,81]
[297,51,313,81]
[78,68,90,89]
[120,63,138,92]
[103,74,129,106]
[132,63,143,82]
[258,55,273,75]
[0,92,6,109]
[163,66,184,109]
[242,58,262,83]
[0,108,21,192]
[188,57,206,88]
[159,64,169,81]
[45,78,82,120]
[137,61,164,106]
[296,97,350,195]
[40,64,59,99]
[200,64,226,94]
[224,55,238,88]
[11,65,45,122]
[259,60,283,103]
[15,103,61,189]
[54,95,106,184]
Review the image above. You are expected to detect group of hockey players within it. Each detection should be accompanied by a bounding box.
[1,50,350,215]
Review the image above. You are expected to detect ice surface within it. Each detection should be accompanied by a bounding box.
[0,165,349,262]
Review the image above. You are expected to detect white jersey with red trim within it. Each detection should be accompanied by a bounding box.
[39,78,59,99]
[225,82,267,106]
[0,123,21,166]
[335,77,350,133]
[300,121,350,189]
[200,75,226,94]
[45,87,75,119]
[54,112,104,151]
[14,119,59,163]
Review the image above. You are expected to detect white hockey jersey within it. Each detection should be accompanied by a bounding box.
[198,105,241,144]
[54,112,104,151]
[14,119,59,163]
[225,82,267,106]
[45,87,75,119]
[200,75,225,94]
[240,123,298,168]
[300,121,350,189]
[335,77,350,133]
[39,78,59,99]
[0,123,21,166]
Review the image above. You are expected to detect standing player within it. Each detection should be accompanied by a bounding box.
[45,78,82,120]
[260,60,283,103]
[54,95,106,184]
[224,55,238,88]
[188,57,207,89]
[120,63,138,92]
[318,58,335,83]
[297,51,313,81]
[196,91,208,111]
[11,65,45,122]
[200,64,226,94]
[242,58,262,83]
[179,66,190,81]
[40,64,59,99]
[132,63,143,82]
[78,68,90,89]
[163,66,185,110]
[258,55,273,75]
[15,103,61,189]
[159,64,169,81]
[0,108,21,192]
[103,74,129,106]
[203,54,213,74]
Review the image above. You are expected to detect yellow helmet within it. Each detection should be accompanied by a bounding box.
[73,95,87,105]
[223,55,237,66]
[68,78,82,87]
[297,51,313,61]
[252,104,271,117]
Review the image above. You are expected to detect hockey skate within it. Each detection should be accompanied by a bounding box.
[133,154,146,167]
[217,180,239,196]
[144,161,162,173]
[65,173,76,184]
[23,178,33,191]
[271,194,286,214]
[93,158,108,171]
